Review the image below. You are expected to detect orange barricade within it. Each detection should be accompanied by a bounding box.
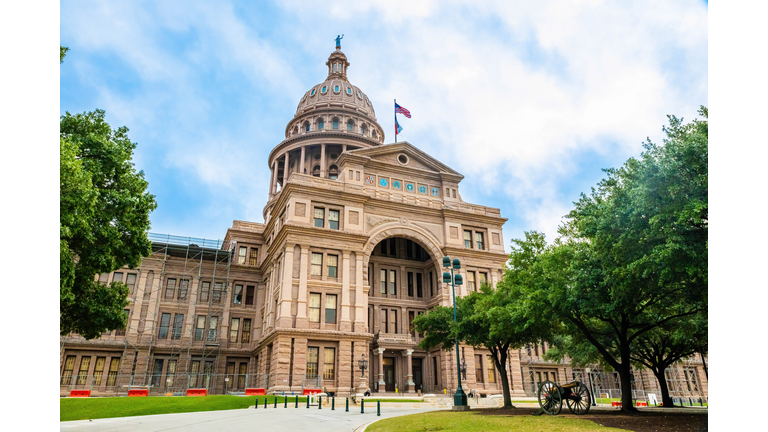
[70,390,91,398]
[302,389,322,396]
[128,389,149,397]
[245,388,266,396]
[611,401,622,407]
[636,401,648,407]
[186,389,208,397]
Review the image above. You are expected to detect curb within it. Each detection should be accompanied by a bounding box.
[353,418,382,432]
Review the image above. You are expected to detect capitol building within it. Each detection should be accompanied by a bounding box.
[60,42,707,402]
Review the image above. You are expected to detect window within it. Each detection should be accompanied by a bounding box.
[230,318,240,343]
[536,371,542,387]
[106,358,119,386]
[475,232,485,250]
[381,308,388,333]
[430,271,434,296]
[361,125,367,134]
[309,293,321,322]
[99,273,109,284]
[475,355,484,382]
[323,348,335,380]
[212,282,223,303]
[389,269,397,295]
[479,273,488,288]
[332,118,339,129]
[165,278,176,299]
[116,309,129,336]
[92,357,106,386]
[238,363,247,388]
[409,311,416,336]
[167,359,177,388]
[195,316,205,341]
[158,313,171,339]
[685,369,699,392]
[329,165,338,180]
[242,319,251,343]
[311,253,323,276]
[380,269,387,294]
[126,273,137,294]
[467,272,476,292]
[464,230,472,248]
[178,279,189,299]
[305,122,310,132]
[171,313,184,340]
[327,255,338,277]
[226,362,235,389]
[314,208,324,227]
[76,356,91,385]
[233,285,243,304]
[389,238,397,256]
[245,285,255,305]
[207,316,218,342]
[347,120,353,131]
[113,272,123,283]
[389,308,398,333]
[329,210,339,229]
[200,281,210,302]
[307,347,319,379]
[325,294,337,323]
[487,356,497,383]
[151,359,163,387]
[416,273,423,297]
[312,165,320,177]
[408,272,414,297]
[238,246,247,264]
[406,240,414,259]
[249,248,258,266]
[189,361,200,387]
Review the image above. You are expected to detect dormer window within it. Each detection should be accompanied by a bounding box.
[321,86,327,94]
[310,88,316,97]
[346,87,352,95]
[347,120,353,131]
[304,121,310,132]
[332,118,339,130]
[361,125,367,135]
[318,119,324,129]
[334,85,340,94]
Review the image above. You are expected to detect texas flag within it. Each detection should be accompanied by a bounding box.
[395,117,403,135]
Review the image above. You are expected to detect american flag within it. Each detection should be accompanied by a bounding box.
[395,103,411,118]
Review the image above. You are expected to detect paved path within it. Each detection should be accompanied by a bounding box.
[60,405,442,432]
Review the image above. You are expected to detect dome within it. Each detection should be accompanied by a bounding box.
[294,48,377,119]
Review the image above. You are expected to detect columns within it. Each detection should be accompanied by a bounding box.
[320,143,326,178]
[282,152,290,184]
[278,244,294,328]
[295,246,309,329]
[270,161,278,196]
[377,347,386,388]
[340,251,352,331]
[354,253,366,332]
[404,349,415,392]
[299,146,305,175]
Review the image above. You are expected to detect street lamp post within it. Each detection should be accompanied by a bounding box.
[443,256,468,410]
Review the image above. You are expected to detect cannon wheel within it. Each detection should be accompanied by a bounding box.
[538,381,562,415]
[566,382,591,415]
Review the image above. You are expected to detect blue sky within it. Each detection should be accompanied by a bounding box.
[60,0,708,249]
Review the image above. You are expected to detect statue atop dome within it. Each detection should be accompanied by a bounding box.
[335,34,344,49]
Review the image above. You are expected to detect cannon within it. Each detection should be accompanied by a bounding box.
[537,380,591,416]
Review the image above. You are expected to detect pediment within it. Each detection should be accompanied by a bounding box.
[347,142,463,178]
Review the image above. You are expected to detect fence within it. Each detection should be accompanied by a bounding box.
[60,373,325,397]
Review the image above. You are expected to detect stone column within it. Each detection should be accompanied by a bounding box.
[283,152,290,184]
[404,349,415,392]
[340,251,352,331]
[278,244,294,328]
[320,143,326,178]
[299,146,305,175]
[295,246,309,329]
[377,347,386,390]
[354,253,366,332]
[270,161,277,196]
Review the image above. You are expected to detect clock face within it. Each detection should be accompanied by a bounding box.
[379,178,388,187]
[393,181,401,189]
[406,183,414,192]
[431,188,439,196]
[418,185,427,194]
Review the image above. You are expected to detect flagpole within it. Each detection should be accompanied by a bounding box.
[394,99,397,143]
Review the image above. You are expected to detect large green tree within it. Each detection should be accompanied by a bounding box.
[60,48,156,339]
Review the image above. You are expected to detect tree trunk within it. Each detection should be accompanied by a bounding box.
[491,346,514,408]
[653,368,675,408]
[619,348,638,412]
[699,351,708,379]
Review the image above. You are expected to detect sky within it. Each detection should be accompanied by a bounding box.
[59,0,708,249]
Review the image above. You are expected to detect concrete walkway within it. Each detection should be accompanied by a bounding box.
[60,405,443,432]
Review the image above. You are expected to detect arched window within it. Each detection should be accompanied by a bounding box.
[372,131,377,139]
[292,126,298,135]
[304,121,310,132]
[318,118,324,130]
[332,118,339,130]
[329,165,339,180]
[361,125,367,135]
[347,120,354,131]
[312,166,320,177]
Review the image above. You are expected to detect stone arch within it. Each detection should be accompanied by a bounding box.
[361,222,445,284]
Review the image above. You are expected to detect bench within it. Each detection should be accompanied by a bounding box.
[70,390,91,398]
[128,389,149,397]
[245,388,265,396]
[186,389,208,397]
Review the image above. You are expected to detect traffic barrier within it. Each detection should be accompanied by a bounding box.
[302,388,322,396]
[636,402,647,407]
[186,389,208,396]
[128,389,148,397]
[611,401,622,407]
[70,390,91,398]
[245,388,266,396]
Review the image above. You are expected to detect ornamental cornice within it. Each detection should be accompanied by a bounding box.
[269,131,381,167]
[442,246,510,262]
[257,328,373,347]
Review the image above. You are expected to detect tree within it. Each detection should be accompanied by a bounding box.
[60,99,157,338]
[413,277,552,408]
[513,108,707,412]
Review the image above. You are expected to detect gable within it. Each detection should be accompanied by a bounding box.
[347,142,463,178]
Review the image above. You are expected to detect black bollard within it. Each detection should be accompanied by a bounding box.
[319,395,322,409]
[284,396,287,408]
[264,397,268,409]
[306,395,310,409]
[361,398,365,414]
[699,397,703,407]
[345,397,349,412]
[377,400,380,416]
[295,395,298,408]
[274,396,277,408]
[332,396,335,410]
[255,396,258,409]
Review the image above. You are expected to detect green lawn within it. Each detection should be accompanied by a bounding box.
[366,411,626,432]
[61,395,306,422]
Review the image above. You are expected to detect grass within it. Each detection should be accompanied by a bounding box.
[366,411,627,432]
[61,395,307,422]
[369,399,425,403]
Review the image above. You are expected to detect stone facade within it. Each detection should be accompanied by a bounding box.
[60,46,708,401]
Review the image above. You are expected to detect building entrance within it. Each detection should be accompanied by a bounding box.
[383,357,395,391]
[413,358,423,391]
